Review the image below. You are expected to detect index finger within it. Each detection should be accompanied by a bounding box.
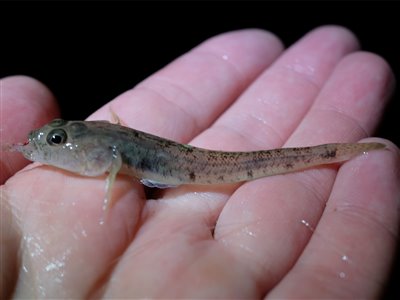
[0,76,59,183]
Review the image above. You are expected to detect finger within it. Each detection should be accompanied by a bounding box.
[0,76,59,183]
[89,29,283,142]
[214,32,393,291]
[191,25,360,151]
[268,139,399,299]
[286,52,394,146]
[0,76,58,297]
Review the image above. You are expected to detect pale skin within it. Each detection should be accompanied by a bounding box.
[1,27,399,298]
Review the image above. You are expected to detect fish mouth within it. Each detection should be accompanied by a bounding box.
[8,137,38,161]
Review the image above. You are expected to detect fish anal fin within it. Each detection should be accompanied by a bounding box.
[140,179,178,189]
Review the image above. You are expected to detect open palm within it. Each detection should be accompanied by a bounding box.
[1,27,399,298]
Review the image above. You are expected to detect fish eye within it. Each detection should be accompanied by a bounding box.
[46,129,67,146]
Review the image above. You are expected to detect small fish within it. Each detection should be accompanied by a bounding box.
[4,119,385,209]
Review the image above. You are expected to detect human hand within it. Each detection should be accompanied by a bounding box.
[1,26,399,298]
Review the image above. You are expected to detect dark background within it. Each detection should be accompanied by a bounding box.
[2,2,399,299]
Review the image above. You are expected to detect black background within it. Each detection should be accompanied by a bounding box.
[2,2,399,299]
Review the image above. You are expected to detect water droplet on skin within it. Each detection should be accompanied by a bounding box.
[242,226,256,237]
[299,218,355,281]
[300,219,315,232]
[38,285,47,297]
[286,59,315,76]
[238,243,254,254]
[45,260,65,272]
[301,219,309,226]
[24,235,44,258]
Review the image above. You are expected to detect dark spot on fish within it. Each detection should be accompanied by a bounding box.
[286,163,294,169]
[247,170,253,178]
[183,145,194,153]
[320,149,337,159]
[160,141,173,149]
[217,175,225,181]
[139,158,153,171]
[69,122,88,137]
[131,130,139,138]
[189,172,196,181]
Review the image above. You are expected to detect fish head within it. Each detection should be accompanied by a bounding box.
[11,119,112,176]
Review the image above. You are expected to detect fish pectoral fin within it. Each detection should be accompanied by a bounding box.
[103,148,123,211]
[140,178,178,189]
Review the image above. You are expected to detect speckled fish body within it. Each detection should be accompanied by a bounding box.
[11,119,385,188]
